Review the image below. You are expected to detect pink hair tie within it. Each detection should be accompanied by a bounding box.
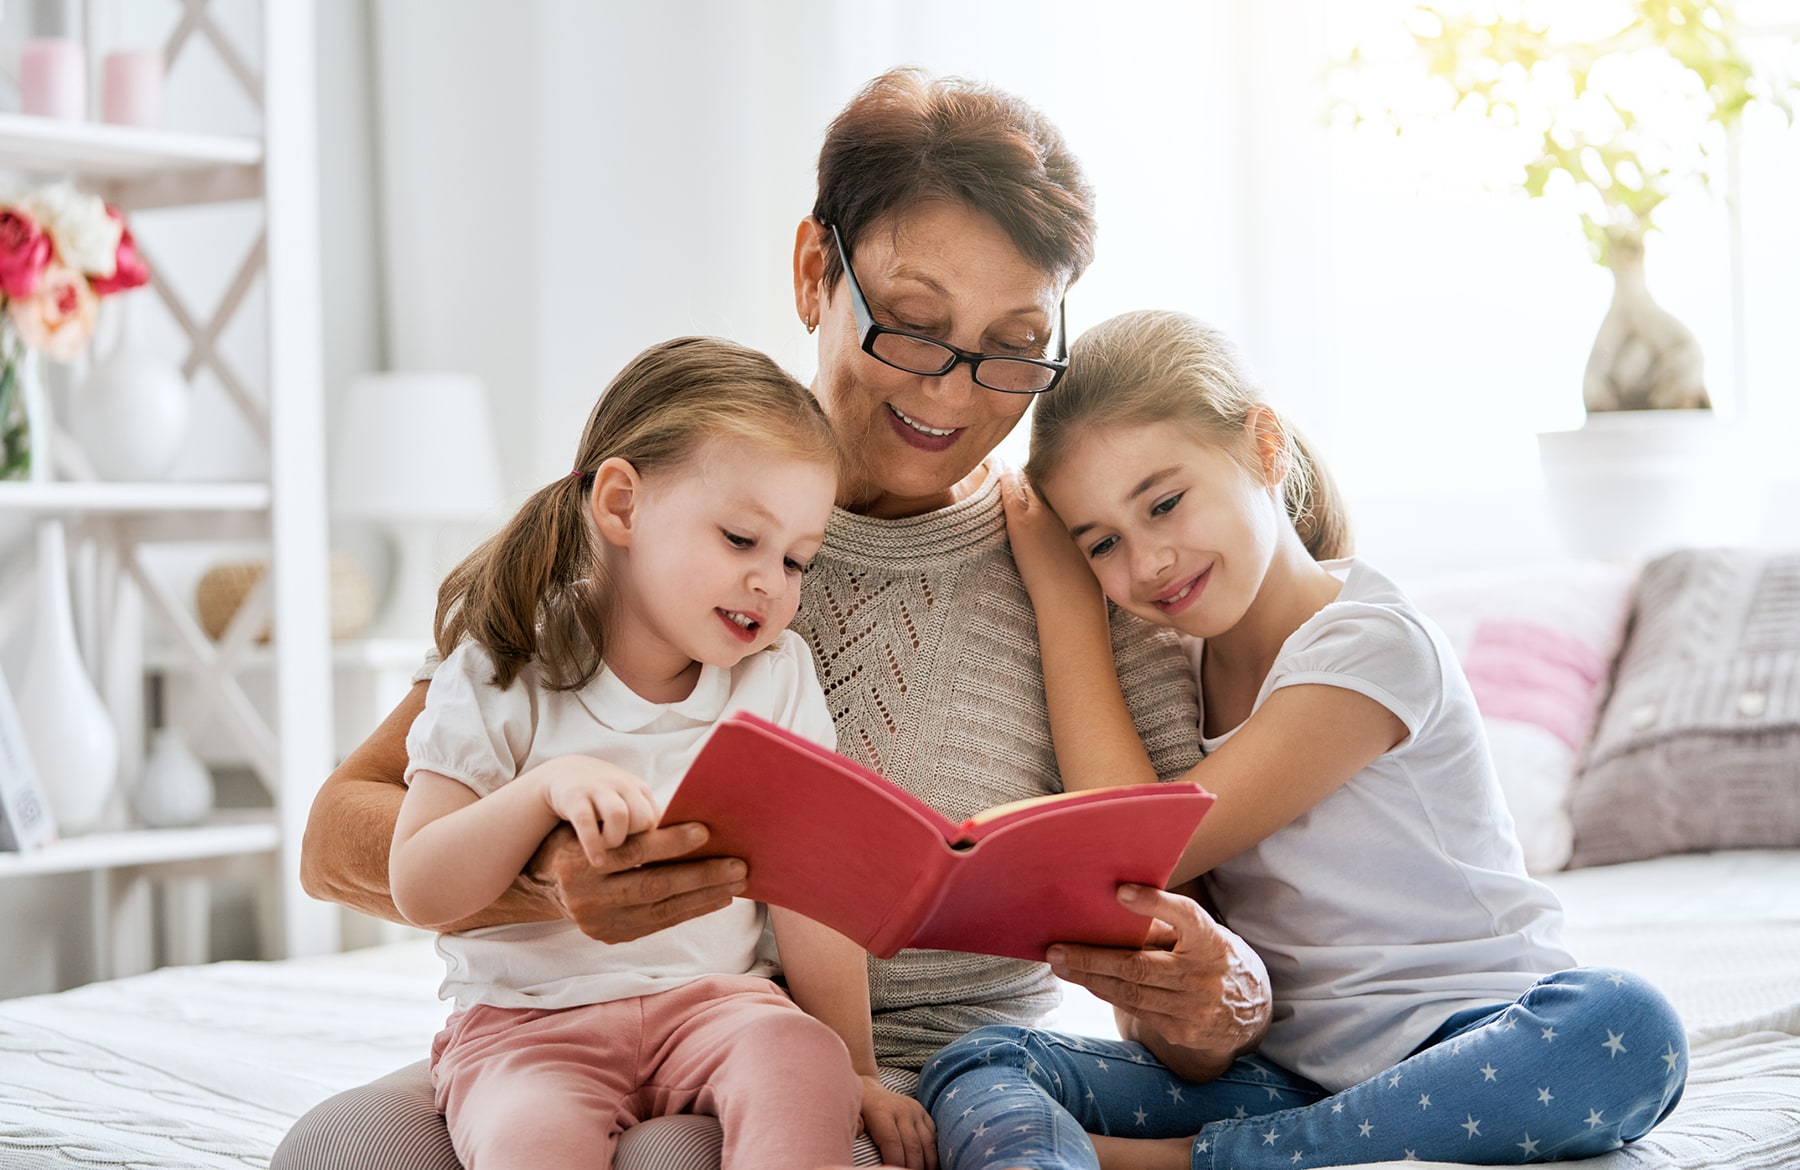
[570,470,585,478]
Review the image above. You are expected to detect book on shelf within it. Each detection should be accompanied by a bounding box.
[660,711,1214,962]
[0,667,58,852]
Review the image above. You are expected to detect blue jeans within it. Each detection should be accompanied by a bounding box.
[917,967,1687,1168]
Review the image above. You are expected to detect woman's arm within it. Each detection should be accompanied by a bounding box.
[771,909,936,1170]
[1002,473,1157,791]
[300,681,752,937]
[390,756,658,930]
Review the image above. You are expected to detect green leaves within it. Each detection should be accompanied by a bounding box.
[1336,0,1797,267]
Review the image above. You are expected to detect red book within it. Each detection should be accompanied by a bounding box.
[661,711,1214,962]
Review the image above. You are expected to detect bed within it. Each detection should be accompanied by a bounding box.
[1,850,1796,1169]
[3,549,1795,1169]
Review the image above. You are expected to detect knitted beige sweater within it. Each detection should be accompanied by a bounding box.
[793,470,1203,1070]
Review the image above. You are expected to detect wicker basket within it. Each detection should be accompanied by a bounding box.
[195,551,375,642]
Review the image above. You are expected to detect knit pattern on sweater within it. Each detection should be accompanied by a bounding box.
[792,471,1203,1070]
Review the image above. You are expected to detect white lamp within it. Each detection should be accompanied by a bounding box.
[330,372,506,639]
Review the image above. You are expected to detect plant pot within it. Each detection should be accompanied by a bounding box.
[1537,410,1764,560]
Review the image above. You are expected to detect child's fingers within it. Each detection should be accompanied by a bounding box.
[621,783,660,836]
[565,806,609,867]
[592,789,633,850]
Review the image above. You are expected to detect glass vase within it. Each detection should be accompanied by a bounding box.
[0,318,34,482]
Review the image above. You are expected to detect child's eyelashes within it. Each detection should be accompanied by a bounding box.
[724,529,811,576]
[1086,535,1120,559]
[1150,492,1184,517]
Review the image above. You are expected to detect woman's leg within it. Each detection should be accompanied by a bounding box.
[916,1026,1324,1170]
[1190,966,1688,1168]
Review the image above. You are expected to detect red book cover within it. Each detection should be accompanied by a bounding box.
[660,711,1214,961]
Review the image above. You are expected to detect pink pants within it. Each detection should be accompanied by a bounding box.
[430,974,861,1170]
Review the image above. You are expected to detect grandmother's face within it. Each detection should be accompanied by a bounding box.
[794,201,1064,519]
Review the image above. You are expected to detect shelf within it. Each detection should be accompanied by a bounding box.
[0,114,264,209]
[0,113,262,173]
[145,635,434,674]
[0,480,270,514]
[0,813,279,878]
[0,481,272,541]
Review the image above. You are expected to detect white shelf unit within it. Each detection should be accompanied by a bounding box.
[0,2,337,987]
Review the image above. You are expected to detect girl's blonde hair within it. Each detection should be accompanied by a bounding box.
[1026,309,1350,561]
[434,336,837,691]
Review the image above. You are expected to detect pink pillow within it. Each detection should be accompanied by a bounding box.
[1404,561,1639,872]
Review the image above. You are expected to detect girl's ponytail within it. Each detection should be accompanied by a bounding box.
[433,473,601,691]
[430,336,836,693]
[1282,423,1353,563]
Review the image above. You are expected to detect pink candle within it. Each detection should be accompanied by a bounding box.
[102,50,164,128]
[20,38,86,121]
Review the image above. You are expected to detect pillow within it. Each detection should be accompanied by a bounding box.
[1567,548,1800,868]
[1405,561,1639,873]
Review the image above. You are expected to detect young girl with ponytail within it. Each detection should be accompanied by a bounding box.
[918,310,1685,1170]
[388,335,934,1170]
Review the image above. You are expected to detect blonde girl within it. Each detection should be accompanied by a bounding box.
[389,336,934,1170]
[917,310,1684,1170]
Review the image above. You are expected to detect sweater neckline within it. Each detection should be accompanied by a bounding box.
[821,464,1006,567]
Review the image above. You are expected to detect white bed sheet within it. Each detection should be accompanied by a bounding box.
[1,852,1797,1170]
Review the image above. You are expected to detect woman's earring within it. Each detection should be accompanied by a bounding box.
[805,316,818,335]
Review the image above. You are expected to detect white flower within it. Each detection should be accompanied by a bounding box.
[13,182,121,279]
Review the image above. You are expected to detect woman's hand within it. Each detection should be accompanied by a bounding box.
[1000,468,1098,603]
[524,822,748,943]
[1047,884,1271,1083]
[534,756,661,866]
[859,1075,937,1170]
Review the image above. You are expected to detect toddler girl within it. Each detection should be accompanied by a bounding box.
[917,310,1685,1169]
[389,336,934,1170]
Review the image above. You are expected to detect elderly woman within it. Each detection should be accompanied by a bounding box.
[274,69,1273,1170]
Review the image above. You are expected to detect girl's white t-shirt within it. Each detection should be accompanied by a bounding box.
[404,630,835,1012]
[1191,558,1574,1092]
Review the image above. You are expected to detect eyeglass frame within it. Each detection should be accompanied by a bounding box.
[827,222,1069,395]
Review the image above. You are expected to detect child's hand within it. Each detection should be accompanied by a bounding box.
[1000,468,1098,602]
[537,757,660,866]
[858,1076,937,1170]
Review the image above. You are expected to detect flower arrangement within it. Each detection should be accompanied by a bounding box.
[0,182,150,480]
[1334,1,1798,266]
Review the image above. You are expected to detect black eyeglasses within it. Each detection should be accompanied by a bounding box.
[829,223,1068,394]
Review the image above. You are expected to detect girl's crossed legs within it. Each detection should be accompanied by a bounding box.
[918,967,1687,1169]
[432,974,861,1170]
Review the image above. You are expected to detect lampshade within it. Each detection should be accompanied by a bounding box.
[330,372,505,521]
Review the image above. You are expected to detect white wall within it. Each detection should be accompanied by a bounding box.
[365,2,1800,577]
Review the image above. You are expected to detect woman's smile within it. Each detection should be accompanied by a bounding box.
[885,402,963,451]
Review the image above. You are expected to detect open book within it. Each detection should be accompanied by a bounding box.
[661,711,1214,962]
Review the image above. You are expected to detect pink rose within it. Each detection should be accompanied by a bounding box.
[89,206,149,297]
[0,209,53,300]
[10,264,97,361]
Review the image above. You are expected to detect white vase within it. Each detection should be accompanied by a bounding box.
[17,521,121,835]
[71,299,191,481]
[133,728,215,828]
[1582,234,1710,413]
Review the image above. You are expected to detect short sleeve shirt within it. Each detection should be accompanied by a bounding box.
[406,630,834,1011]
[1192,559,1573,1091]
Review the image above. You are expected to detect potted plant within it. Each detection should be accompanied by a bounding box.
[1336,1,1797,556]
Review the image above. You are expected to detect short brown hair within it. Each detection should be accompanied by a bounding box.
[813,68,1096,289]
[1028,310,1352,562]
[434,337,837,690]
